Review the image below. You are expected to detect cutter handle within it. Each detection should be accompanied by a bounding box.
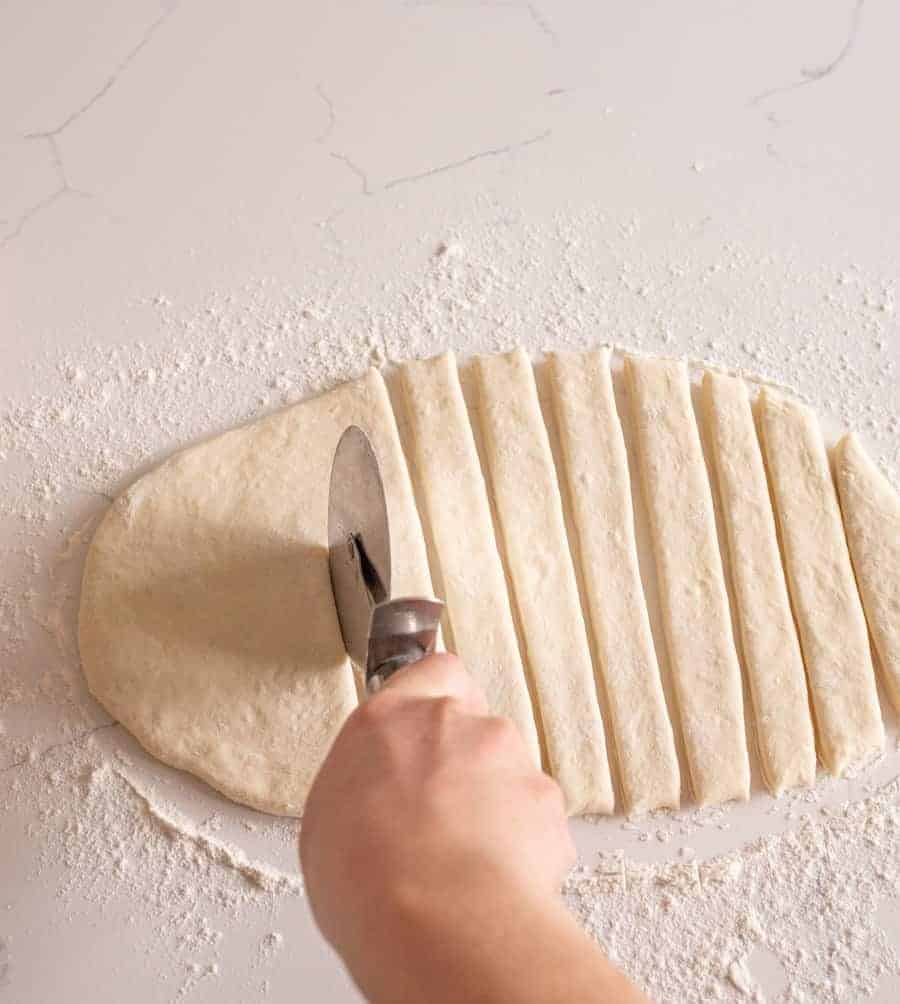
[366,597,444,695]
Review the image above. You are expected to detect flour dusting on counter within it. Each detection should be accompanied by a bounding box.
[567,777,900,1001]
[1,210,899,1001]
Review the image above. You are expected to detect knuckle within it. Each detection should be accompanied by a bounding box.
[426,655,467,694]
[487,714,516,740]
[352,692,396,730]
[425,654,486,704]
[430,695,464,729]
[530,771,566,810]
[336,696,401,757]
[476,714,520,753]
[426,652,465,677]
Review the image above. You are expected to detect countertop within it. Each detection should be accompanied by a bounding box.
[2,2,899,1001]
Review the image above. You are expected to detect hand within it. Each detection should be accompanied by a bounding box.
[299,653,648,1004]
[300,654,574,983]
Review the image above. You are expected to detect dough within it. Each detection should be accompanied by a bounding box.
[834,433,900,715]
[549,349,680,813]
[399,352,540,761]
[625,356,749,806]
[79,369,435,816]
[759,390,884,774]
[80,345,890,819]
[702,373,816,794]
[475,349,614,815]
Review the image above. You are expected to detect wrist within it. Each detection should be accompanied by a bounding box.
[349,861,563,1004]
[340,859,649,1004]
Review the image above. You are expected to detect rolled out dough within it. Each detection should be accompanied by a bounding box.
[834,433,900,715]
[549,349,680,814]
[759,390,884,774]
[80,346,891,820]
[475,348,614,815]
[625,355,750,806]
[78,369,435,816]
[702,373,816,795]
[399,352,540,760]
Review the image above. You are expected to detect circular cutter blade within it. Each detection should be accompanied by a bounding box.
[327,425,392,668]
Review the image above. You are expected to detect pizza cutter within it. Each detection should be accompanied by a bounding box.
[327,425,444,694]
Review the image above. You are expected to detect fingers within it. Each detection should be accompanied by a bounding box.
[376,652,489,714]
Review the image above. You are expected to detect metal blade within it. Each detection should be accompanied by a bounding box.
[327,425,392,668]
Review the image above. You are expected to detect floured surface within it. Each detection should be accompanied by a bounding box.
[4,3,900,988]
[567,768,900,1003]
[3,232,899,1003]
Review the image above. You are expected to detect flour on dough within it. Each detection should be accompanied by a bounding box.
[79,369,435,816]
[80,347,891,819]
[834,433,900,715]
[476,349,614,815]
[400,352,540,760]
[759,390,884,775]
[702,372,815,795]
[625,355,749,807]
[550,349,680,814]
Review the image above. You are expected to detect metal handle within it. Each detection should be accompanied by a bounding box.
[366,597,444,694]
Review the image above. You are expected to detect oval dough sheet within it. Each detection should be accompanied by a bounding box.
[78,369,434,816]
[80,349,895,818]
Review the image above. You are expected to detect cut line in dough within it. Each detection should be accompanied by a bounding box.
[475,348,614,815]
[399,352,541,761]
[834,433,900,716]
[759,390,884,775]
[625,355,750,807]
[702,372,816,795]
[549,349,680,814]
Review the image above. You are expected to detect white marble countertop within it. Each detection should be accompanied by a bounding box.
[2,2,899,1001]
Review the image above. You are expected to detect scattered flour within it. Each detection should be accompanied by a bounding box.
[1,206,898,1000]
[566,777,900,1002]
[2,734,301,1001]
[114,766,304,896]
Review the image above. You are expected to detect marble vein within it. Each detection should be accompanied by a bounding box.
[2,5,179,247]
[26,6,178,141]
[314,84,337,144]
[523,2,557,45]
[404,0,558,45]
[749,0,865,106]
[317,127,550,244]
[383,128,551,190]
[0,182,93,249]
[329,151,373,195]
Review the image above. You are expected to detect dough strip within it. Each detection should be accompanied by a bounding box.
[702,372,816,794]
[400,351,541,761]
[549,349,680,813]
[625,355,750,806]
[476,348,614,814]
[759,390,884,774]
[834,433,900,715]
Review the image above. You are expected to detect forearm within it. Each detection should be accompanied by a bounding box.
[344,867,649,1004]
